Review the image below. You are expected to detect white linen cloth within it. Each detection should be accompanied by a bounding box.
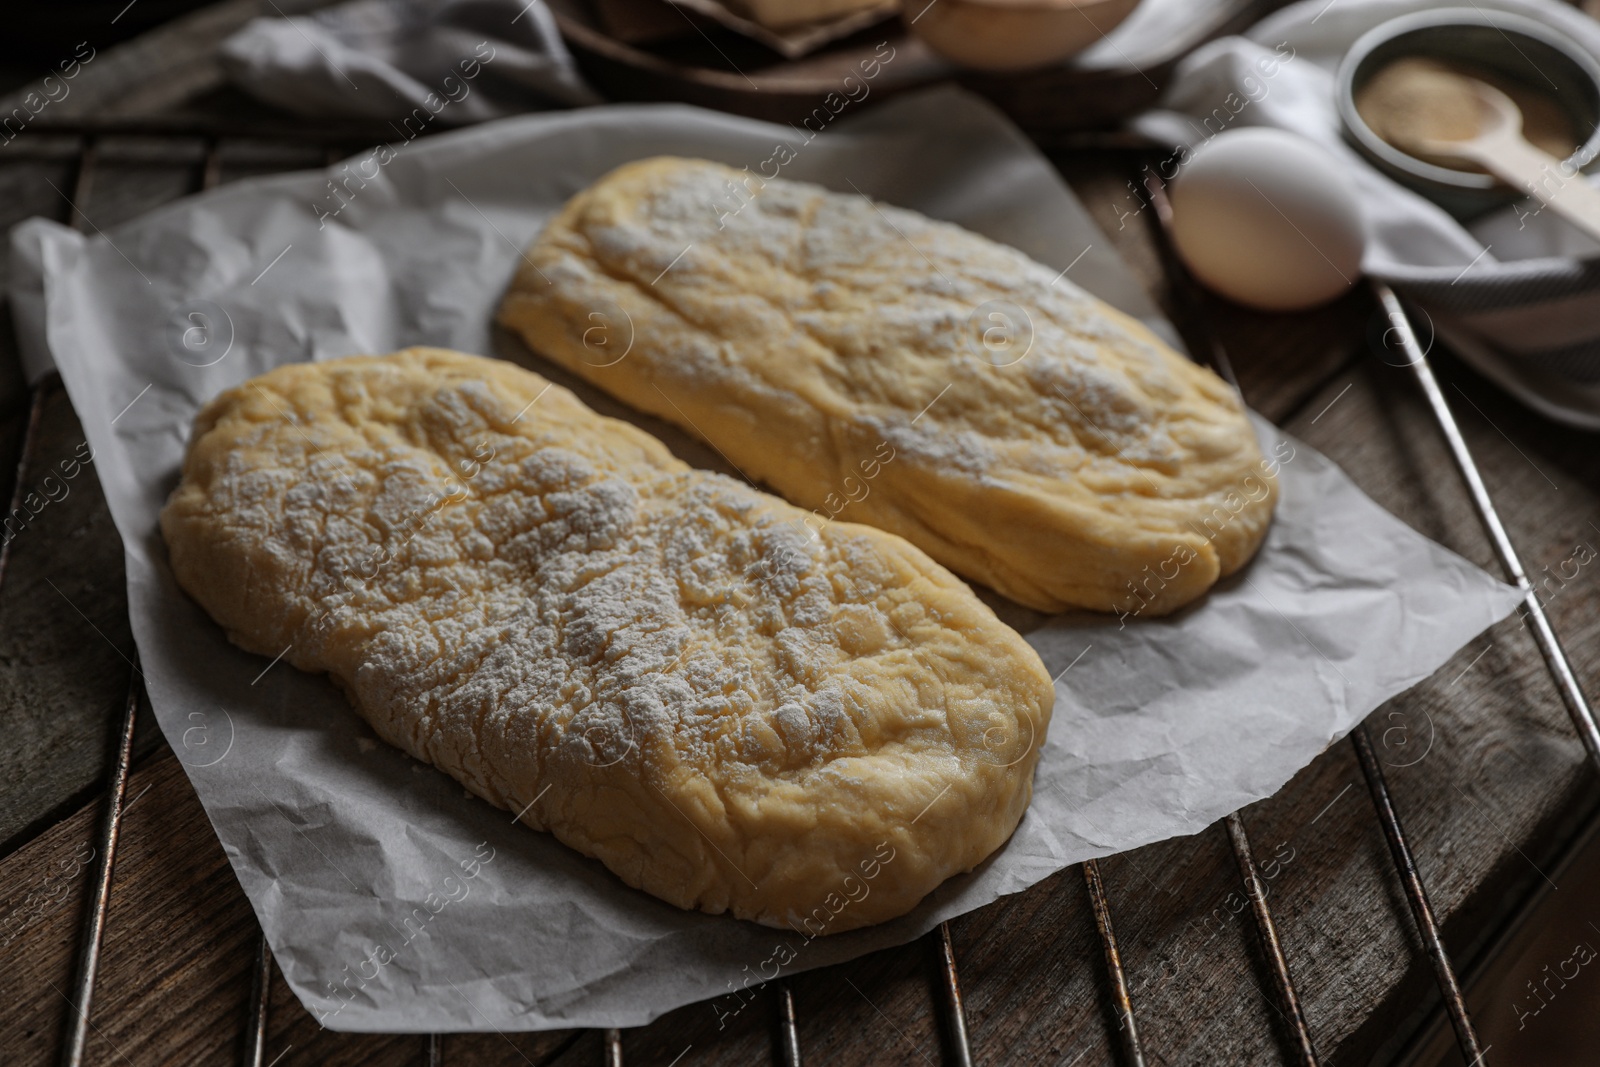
[7,88,1518,1030]
[1135,0,1600,425]
[220,0,600,123]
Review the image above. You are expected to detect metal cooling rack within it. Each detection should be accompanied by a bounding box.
[9,120,1597,1067]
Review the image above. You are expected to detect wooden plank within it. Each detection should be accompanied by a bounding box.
[1231,355,1600,1062]
[1,12,1597,1061]
[2,174,1592,1066]
[0,138,341,859]
[0,383,158,858]
[0,755,96,1063]
[0,749,580,1066]
[520,336,1600,1066]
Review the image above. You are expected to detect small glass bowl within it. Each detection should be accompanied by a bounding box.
[1336,7,1600,220]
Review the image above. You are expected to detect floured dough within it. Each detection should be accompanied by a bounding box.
[498,157,1279,616]
[161,348,1054,931]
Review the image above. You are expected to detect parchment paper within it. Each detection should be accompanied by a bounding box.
[9,87,1520,1031]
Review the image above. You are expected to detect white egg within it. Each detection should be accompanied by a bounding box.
[1169,128,1366,312]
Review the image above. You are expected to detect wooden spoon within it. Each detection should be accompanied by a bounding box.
[1409,74,1600,244]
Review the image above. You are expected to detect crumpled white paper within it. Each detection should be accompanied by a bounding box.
[9,87,1520,1032]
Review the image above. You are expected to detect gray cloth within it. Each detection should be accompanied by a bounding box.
[221,0,600,124]
[1136,0,1600,425]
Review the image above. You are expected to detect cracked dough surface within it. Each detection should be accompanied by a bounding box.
[161,348,1054,931]
[498,157,1278,615]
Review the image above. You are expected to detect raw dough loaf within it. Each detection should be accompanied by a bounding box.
[161,348,1054,931]
[498,157,1279,616]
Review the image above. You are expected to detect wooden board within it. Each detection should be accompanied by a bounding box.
[2,17,1600,1067]
[550,0,1291,131]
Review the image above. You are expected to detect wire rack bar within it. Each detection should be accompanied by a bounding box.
[1350,725,1485,1062]
[0,375,53,592]
[51,128,138,1067]
[1224,815,1319,1066]
[201,137,224,195]
[1373,283,1600,772]
[58,672,140,1067]
[604,1027,624,1066]
[177,142,284,1067]
[775,982,802,1066]
[427,1033,442,1066]
[66,138,97,234]
[930,921,974,1067]
[1139,168,1326,1064]
[243,937,272,1067]
[1082,860,1145,1066]
[0,130,99,596]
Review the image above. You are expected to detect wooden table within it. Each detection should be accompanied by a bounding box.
[2,4,1598,1064]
